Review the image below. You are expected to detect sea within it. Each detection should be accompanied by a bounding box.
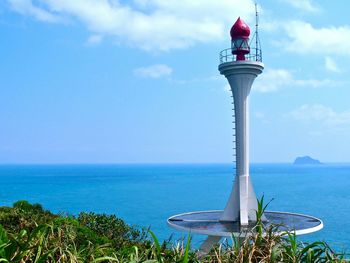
[0,164,349,251]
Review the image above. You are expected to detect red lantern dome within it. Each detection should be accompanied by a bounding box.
[229,17,251,61]
[230,17,250,40]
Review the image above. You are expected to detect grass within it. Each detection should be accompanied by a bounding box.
[0,200,347,262]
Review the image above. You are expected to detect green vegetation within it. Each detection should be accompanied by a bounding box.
[0,200,346,262]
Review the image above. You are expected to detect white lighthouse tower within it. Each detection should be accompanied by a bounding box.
[219,17,263,225]
[168,15,323,253]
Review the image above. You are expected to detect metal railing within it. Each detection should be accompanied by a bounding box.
[219,48,262,64]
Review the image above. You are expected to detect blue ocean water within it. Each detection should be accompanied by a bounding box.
[0,164,349,250]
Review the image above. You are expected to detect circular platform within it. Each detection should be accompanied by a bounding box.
[168,210,323,237]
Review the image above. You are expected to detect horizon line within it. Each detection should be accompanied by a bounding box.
[1,162,350,165]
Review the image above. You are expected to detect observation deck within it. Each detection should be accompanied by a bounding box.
[219,47,262,65]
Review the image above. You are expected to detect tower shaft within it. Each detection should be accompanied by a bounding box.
[219,61,264,225]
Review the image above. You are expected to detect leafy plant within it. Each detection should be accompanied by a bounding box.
[0,200,347,262]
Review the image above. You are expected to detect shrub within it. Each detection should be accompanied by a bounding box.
[0,201,56,233]
[0,200,347,262]
[78,212,147,249]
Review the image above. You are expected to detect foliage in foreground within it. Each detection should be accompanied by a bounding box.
[0,200,346,262]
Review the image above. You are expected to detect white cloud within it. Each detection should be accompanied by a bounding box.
[290,104,350,126]
[281,20,350,55]
[6,0,256,51]
[8,0,61,22]
[223,84,231,93]
[253,111,270,123]
[173,75,221,85]
[86,34,103,45]
[134,64,172,78]
[254,112,265,119]
[293,78,334,88]
[254,68,293,92]
[254,68,347,92]
[324,57,340,73]
[281,0,320,13]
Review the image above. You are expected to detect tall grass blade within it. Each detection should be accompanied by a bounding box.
[148,230,161,261]
[182,234,191,263]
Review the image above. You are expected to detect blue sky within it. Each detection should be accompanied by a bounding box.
[1,0,350,163]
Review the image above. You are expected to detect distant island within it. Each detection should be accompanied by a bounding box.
[293,156,322,165]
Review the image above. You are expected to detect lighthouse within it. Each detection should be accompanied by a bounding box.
[219,17,263,225]
[167,16,323,253]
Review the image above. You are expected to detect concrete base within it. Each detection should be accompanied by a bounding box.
[198,236,222,255]
[168,210,323,252]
